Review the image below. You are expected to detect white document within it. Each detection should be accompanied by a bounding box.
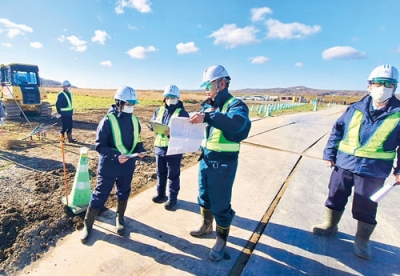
[166,117,207,155]
[370,183,397,203]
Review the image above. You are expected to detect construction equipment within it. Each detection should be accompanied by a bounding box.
[0,63,52,118]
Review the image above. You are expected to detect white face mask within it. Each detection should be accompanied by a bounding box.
[122,105,134,113]
[166,98,178,106]
[369,86,393,103]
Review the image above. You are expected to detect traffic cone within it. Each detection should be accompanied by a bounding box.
[62,147,92,214]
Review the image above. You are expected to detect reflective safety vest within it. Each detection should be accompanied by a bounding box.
[201,97,240,152]
[107,113,140,155]
[60,91,73,112]
[338,110,400,160]
[154,107,181,147]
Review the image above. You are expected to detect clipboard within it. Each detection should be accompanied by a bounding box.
[151,121,169,133]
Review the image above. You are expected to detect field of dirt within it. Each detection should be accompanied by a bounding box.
[0,103,201,275]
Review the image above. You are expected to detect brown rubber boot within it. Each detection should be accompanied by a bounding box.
[80,206,99,244]
[209,225,230,262]
[116,200,128,235]
[190,207,213,237]
[354,220,376,260]
[312,207,344,236]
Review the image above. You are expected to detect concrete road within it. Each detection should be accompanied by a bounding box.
[20,105,400,276]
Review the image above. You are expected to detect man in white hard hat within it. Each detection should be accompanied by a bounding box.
[56,80,77,143]
[189,65,252,261]
[313,65,400,260]
[80,86,147,244]
[149,85,189,210]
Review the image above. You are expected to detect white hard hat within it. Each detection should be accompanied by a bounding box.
[114,86,139,104]
[200,65,230,87]
[62,80,71,87]
[163,85,180,98]
[367,65,398,83]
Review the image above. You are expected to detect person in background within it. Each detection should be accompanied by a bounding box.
[56,80,77,143]
[80,86,147,244]
[0,100,6,130]
[189,65,251,261]
[149,85,189,210]
[313,65,400,260]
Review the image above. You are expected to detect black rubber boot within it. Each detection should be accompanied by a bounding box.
[190,207,214,237]
[354,220,376,260]
[312,207,344,236]
[152,194,168,203]
[116,200,128,236]
[209,225,230,262]
[80,206,99,244]
[67,132,77,143]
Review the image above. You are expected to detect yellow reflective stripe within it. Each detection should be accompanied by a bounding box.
[60,91,73,111]
[154,107,181,147]
[338,110,363,153]
[107,114,139,155]
[204,97,240,152]
[338,110,400,160]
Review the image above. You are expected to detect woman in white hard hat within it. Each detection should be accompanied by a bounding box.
[80,86,147,244]
[189,65,252,262]
[313,65,400,260]
[149,84,189,210]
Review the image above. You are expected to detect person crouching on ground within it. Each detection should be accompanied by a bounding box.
[312,65,400,260]
[149,85,189,211]
[80,86,147,244]
[189,65,251,261]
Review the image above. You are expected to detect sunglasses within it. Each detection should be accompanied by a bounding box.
[205,82,213,91]
[371,80,396,88]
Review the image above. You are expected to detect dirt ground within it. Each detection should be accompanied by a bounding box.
[0,104,201,276]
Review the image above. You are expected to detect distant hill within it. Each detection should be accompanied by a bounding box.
[40,78,62,87]
[232,86,367,97]
[39,79,366,97]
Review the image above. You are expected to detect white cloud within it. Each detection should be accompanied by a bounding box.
[128,24,138,30]
[295,62,303,67]
[322,46,366,60]
[127,45,157,59]
[1,43,12,47]
[210,24,258,49]
[266,19,321,39]
[176,42,199,54]
[66,35,87,52]
[251,7,272,22]
[30,42,43,49]
[58,35,65,42]
[92,30,110,45]
[0,18,33,38]
[250,56,269,64]
[100,61,112,67]
[115,0,152,14]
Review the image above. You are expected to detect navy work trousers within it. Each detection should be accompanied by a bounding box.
[155,154,182,201]
[89,174,133,210]
[197,158,238,228]
[60,115,73,134]
[325,166,385,225]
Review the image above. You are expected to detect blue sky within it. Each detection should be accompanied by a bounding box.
[0,0,399,91]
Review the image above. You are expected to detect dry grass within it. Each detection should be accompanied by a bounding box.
[44,87,206,103]
[0,132,40,149]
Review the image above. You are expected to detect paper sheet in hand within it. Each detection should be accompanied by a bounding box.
[166,117,207,155]
[150,121,169,133]
[370,183,396,203]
